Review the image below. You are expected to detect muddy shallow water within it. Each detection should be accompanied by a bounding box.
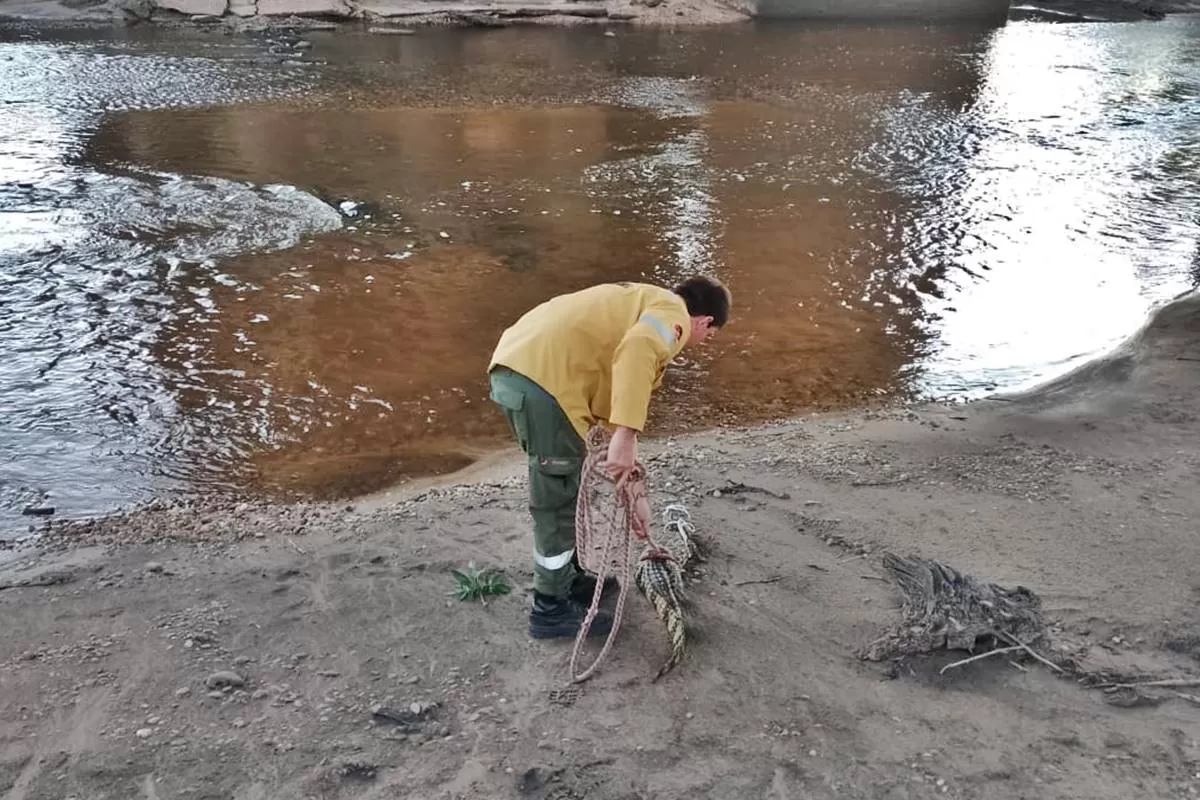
[1,18,1198,530]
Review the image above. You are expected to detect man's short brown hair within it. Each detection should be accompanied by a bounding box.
[673,275,732,328]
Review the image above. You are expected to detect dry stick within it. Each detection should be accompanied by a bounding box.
[1119,678,1200,689]
[998,632,1064,674]
[286,537,308,555]
[939,646,1023,675]
[735,576,783,587]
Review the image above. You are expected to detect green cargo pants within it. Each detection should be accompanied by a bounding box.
[488,366,584,599]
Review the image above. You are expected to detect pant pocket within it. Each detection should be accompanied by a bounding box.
[529,455,581,512]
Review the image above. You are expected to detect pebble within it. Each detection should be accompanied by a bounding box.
[145,562,164,574]
[136,728,153,739]
[175,687,190,697]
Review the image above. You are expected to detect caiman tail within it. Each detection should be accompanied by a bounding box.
[635,504,700,681]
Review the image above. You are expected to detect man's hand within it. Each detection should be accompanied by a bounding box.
[604,426,639,480]
[606,426,650,536]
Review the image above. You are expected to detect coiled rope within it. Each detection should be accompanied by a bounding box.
[569,425,691,683]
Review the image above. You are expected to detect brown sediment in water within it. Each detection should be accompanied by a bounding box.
[91,99,934,499]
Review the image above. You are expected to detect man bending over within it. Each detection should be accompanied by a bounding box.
[487,276,732,639]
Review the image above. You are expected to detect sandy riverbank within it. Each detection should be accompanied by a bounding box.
[1,290,1197,799]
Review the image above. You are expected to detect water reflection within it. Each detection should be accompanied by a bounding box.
[2,19,1199,524]
[880,20,1200,394]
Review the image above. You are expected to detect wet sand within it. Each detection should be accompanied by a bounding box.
[2,290,1197,800]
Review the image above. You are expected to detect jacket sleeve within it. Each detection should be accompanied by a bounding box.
[608,310,682,432]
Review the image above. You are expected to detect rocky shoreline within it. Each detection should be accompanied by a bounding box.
[0,0,752,30]
[2,0,1197,30]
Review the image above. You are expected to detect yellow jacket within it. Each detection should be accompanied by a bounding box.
[488,282,691,439]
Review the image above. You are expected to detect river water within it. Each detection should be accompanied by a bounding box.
[1,17,1198,532]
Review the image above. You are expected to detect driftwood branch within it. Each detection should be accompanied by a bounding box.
[857,555,1200,701]
[860,552,1045,663]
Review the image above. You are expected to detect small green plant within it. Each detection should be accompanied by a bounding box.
[450,562,512,604]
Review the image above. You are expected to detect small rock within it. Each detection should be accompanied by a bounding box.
[175,687,191,697]
[1105,732,1132,749]
[136,728,153,739]
[145,562,164,573]
[519,768,549,793]
[336,761,377,781]
[233,656,252,666]
[205,671,245,690]
[1048,730,1080,747]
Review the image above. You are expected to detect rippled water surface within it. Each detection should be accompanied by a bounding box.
[2,18,1198,531]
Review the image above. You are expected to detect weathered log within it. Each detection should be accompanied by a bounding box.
[859,552,1045,662]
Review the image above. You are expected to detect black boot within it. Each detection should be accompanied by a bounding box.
[569,572,620,607]
[529,591,615,640]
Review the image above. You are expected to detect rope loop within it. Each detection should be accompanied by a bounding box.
[568,425,649,683]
